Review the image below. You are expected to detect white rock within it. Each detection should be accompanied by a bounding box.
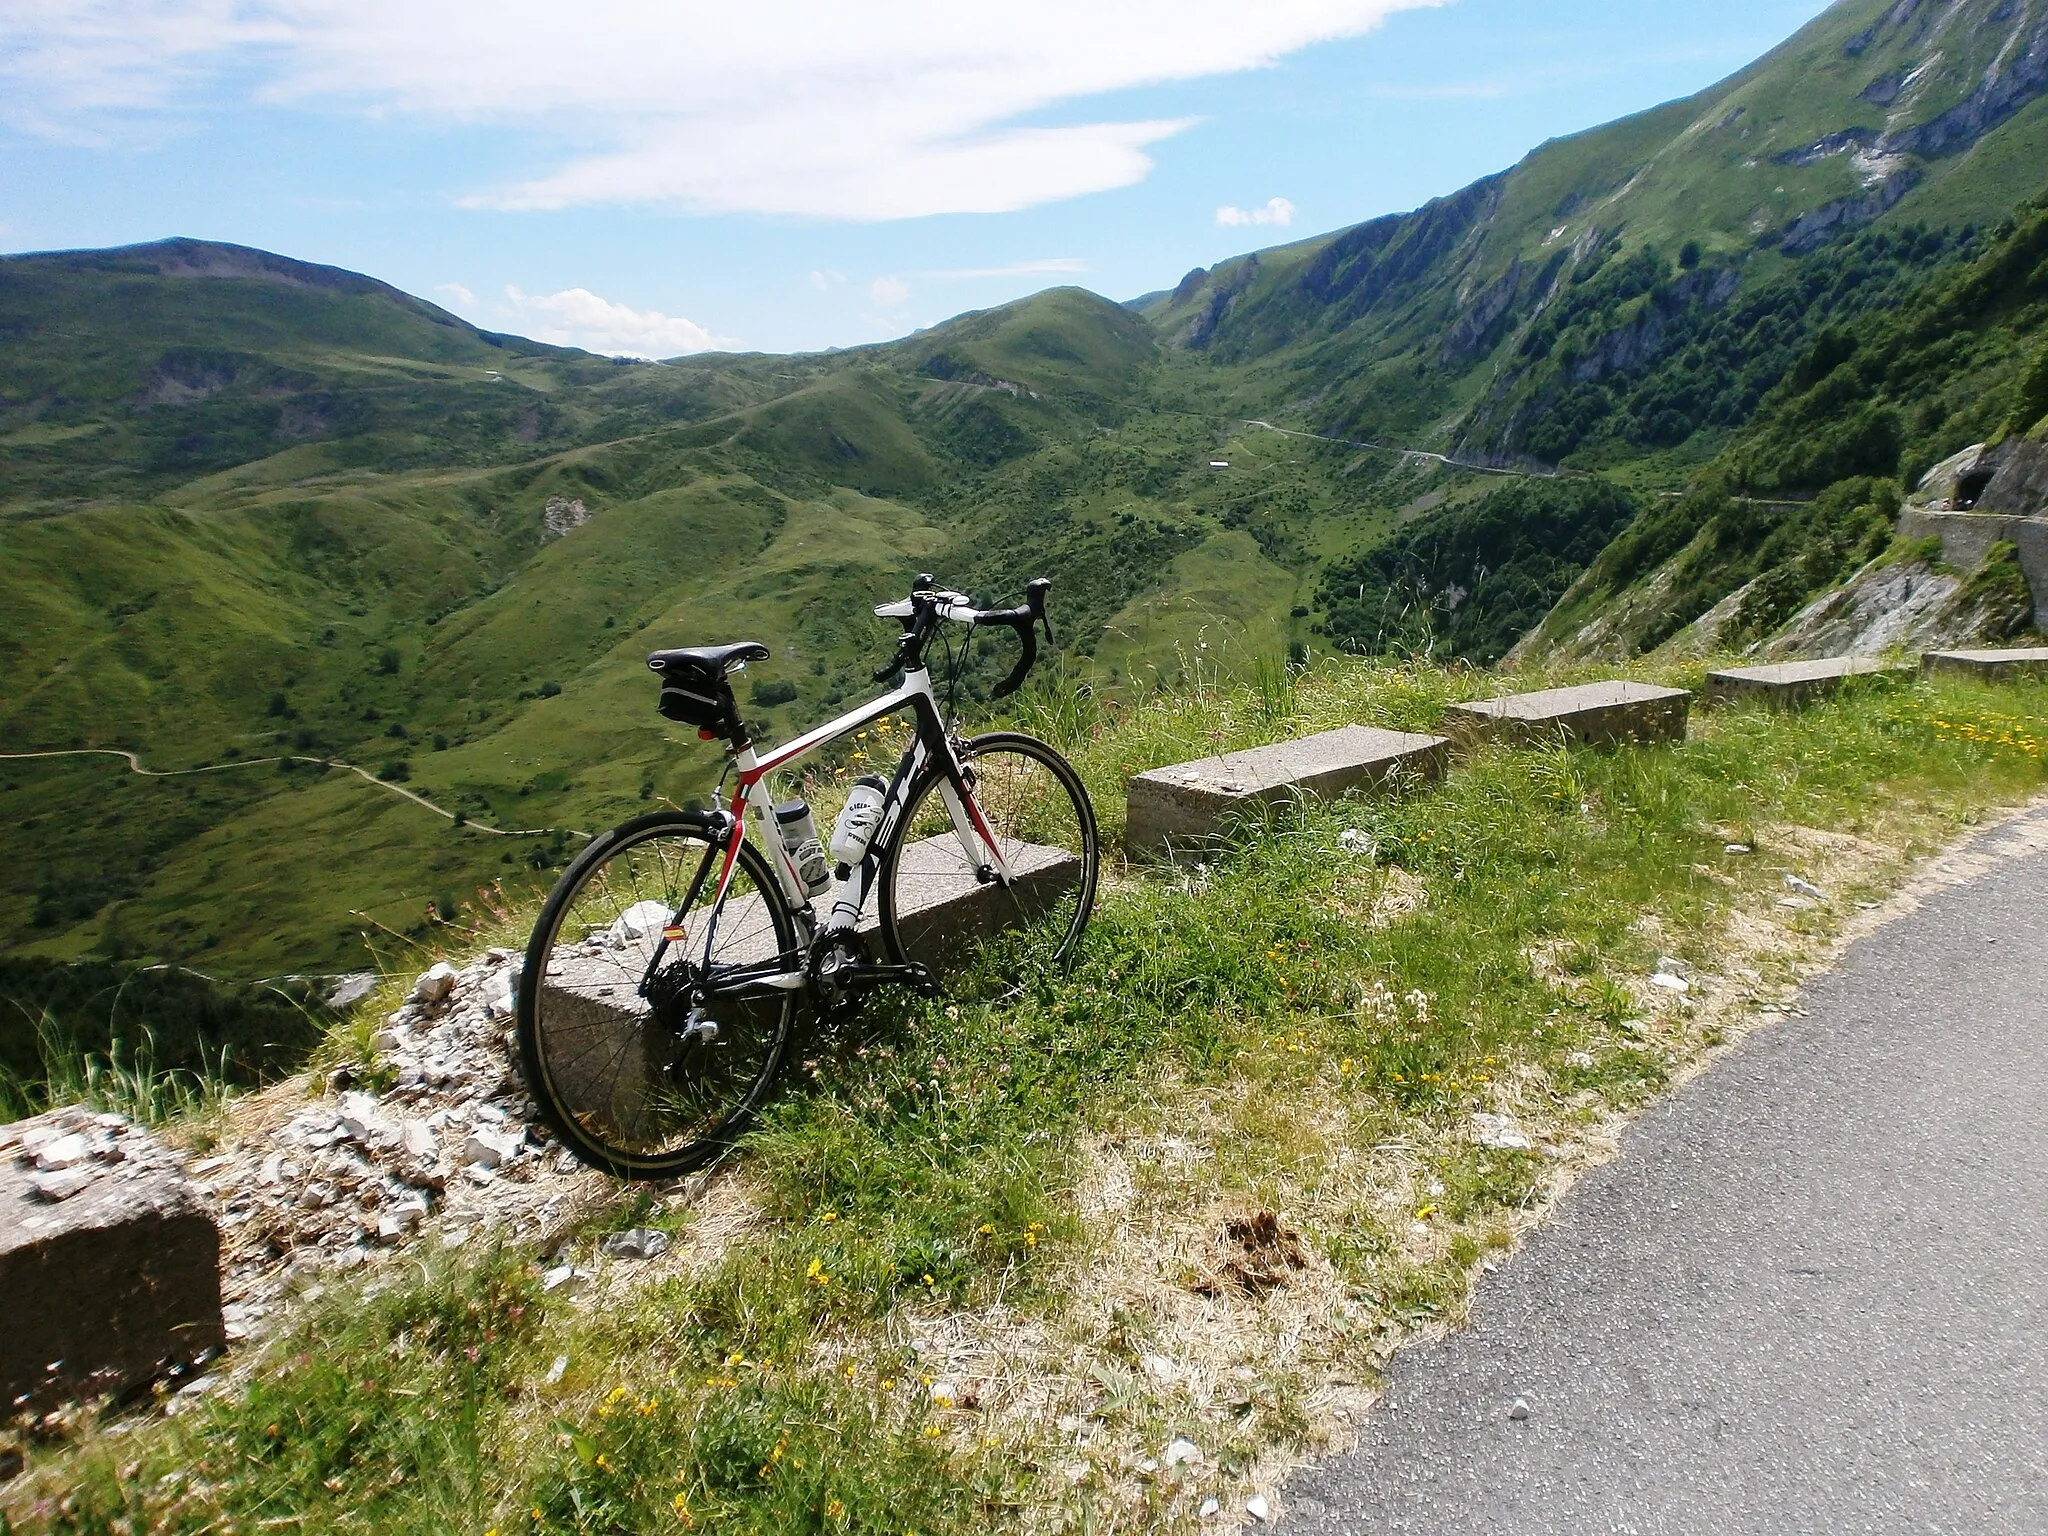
[1162,1437,1201,1468]
[413,962,459,1005]
[1245,1494,1271,1522]
[400,1120,439,1161]
[1198,1497,1220,1519]
[609,900,673,946]
[463,1128,523,1169]
[598,1227,671,1261]
[1141,1353,1178,1383]
[541,1264,592,1296]
[1783,873,1827,901]
[1471,1113,1533,1151]
[546,1353,570,1385]
[1508,1396,1530,1421]
[375,1208,421,1244]
[1724,843,1752,855]
[1568,1051,1596,1068]
[29,1166,97,1202]
[32,1132,91,1171]
[1648,971,1690,994]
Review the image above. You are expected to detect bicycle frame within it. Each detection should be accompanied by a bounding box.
[692,661,1011,991]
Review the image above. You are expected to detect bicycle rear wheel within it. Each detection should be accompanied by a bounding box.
[878,731,1098,979]
[517,811,799,1179]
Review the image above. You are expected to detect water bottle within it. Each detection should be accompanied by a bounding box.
[774,800,831,897]
[830,775,889,867]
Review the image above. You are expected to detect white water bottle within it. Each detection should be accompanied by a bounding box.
[774,800,831,897]
[830,775,889,867]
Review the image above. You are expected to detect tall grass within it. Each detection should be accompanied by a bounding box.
[0,1009,236,1127]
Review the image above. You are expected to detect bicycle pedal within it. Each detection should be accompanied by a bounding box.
[841,962,940,996]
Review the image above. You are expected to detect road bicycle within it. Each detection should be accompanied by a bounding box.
[516,575,1100,1178]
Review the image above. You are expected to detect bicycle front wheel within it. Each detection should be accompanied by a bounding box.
[878,731,1099,979]
[517,811,799,1179]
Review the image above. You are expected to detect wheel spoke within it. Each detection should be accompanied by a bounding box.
[882,734,1098,979]
[518,819,796,1177]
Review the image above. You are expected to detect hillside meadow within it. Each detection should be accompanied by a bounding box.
[9,653,2048,1534]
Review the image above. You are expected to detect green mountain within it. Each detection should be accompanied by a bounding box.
[1146,0,2048,469]
[5,0,2048,1000]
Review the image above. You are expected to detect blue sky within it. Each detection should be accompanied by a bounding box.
[1,0,1835,356]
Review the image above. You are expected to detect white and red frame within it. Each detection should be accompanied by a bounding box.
[690,656,1011,992]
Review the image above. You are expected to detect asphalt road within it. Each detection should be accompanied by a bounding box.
[1277,812,2048,1534]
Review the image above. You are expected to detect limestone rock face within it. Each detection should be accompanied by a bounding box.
[1982,436,2048,517]
[1,1107,222,1412]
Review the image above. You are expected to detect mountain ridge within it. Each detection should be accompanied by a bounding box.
[5,0,2048,985]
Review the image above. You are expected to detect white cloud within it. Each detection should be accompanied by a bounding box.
[0,2,1445,219]
[924,258,1089,280]
[434,281,477,309]
[497,285,736,358]
[1216,196,1296,229]
[869,275,911,307]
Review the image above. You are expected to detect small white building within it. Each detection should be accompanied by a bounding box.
[1208,460,1229,470]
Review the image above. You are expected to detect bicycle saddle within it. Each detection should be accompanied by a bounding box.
[646,641,770,674]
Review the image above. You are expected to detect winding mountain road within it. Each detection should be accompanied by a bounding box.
[0,747,568,837]
[1276,808,2048,1534]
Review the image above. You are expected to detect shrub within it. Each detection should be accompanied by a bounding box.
[1319,477,1641,661]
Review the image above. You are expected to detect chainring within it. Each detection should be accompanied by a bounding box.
[807,930,872,1018]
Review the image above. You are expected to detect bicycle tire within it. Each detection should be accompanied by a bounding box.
[877,731,1099,977]
[517,810,799,1179]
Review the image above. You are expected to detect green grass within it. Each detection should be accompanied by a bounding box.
[10,1,2048,982]
[14,656,2048,1534]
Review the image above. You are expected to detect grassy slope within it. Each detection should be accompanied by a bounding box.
[1517,195,2048,663]
[4,275,1460,976]
[14,655,2048,1534]
[1150,0,2048,456]
[9,0,2048,982]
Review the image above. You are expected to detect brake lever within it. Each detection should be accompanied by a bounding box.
[1026,576,1054,645]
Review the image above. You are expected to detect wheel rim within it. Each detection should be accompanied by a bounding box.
[525,825,793,1168]
[885,737,1096,978]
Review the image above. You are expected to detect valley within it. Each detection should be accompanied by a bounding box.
[3,0,2047,1020]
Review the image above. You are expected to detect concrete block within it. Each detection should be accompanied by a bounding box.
[883,835,1080,962]
[2,1107,223,1412]
[1126,725,1449,858]
[1443,680,1691,749]
[1921,647,2048,681]
[1706,656,1913,708]
[533,836,1080,1118]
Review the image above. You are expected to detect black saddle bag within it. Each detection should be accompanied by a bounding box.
[650,655,739,736]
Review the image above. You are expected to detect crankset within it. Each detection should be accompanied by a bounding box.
[808,931,939,1016]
